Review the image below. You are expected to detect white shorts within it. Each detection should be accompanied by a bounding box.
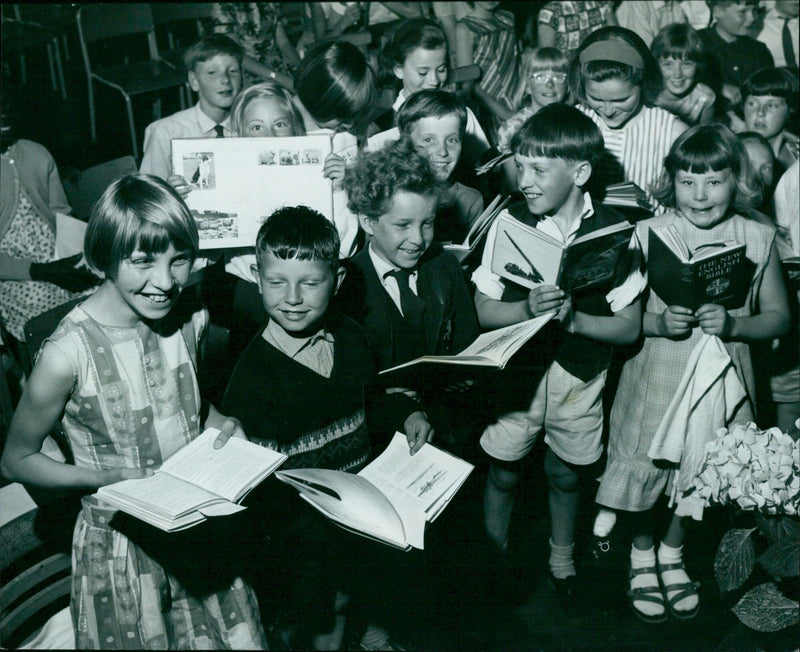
[480,361,606,466]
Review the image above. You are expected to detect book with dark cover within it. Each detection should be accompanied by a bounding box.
[647,225,749,311]
[491,214,635,293]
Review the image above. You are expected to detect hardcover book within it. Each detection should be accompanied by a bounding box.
[442,195,509,262]
[647,225,748,311]
[490,213,635,293]
[275,433,474,550]
[95,428,287,532]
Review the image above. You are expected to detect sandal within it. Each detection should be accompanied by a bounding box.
[627,565,668,624]
[658,561,700,620]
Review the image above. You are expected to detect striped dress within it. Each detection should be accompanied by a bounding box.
[577,104,687,213]
[49,305,266,649]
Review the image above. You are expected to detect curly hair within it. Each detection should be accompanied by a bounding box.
[344,140,443,218]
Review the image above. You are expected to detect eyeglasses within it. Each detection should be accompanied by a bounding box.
[528,72,567,84]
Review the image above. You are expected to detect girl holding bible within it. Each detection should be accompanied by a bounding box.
[594,124,789,623]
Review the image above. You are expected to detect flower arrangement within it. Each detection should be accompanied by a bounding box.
[691,422,799,635]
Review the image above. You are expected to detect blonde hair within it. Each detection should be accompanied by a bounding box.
[515,47,570,108]
[230,81,306,137]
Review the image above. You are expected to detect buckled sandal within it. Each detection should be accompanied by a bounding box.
[658,561,700,620]
[627,565,668,624]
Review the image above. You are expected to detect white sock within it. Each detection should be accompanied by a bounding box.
[630,545,664,618]
[658,542,698,613]
[549,538,576,579]
[593,509,617,537]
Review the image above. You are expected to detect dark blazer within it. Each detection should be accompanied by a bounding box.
[337,244,480,369]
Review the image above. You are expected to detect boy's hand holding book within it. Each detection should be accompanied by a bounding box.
[527,285,575,333]
[404,411,434,455]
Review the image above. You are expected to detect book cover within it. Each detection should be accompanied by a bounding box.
[647,226,748,311]
[491,214,634,293]
[443,195,509,262]
[275,433,474,550]
[95,428,287,532]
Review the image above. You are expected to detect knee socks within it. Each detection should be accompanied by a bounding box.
[549,539,576,579]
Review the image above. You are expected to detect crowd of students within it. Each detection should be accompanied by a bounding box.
[1,2,798,650]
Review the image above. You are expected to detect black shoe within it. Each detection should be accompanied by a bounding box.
[548,572,577,609]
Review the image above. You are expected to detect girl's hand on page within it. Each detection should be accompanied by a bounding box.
[213,418,246,449]
[658,305,696,337]
[527,285,564,317]
[404,411,434,455]
[167,174,193,198]
[323,153,346,192]
[695,303,733,337]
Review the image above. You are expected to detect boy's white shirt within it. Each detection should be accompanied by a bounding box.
[471,192,645,312]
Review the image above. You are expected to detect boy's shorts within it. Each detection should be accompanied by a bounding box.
[480,361,606,466]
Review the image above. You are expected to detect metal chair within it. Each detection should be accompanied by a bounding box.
[150,3,216,70]
[76,4,189,162]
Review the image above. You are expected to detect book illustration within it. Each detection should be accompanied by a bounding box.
[95,428,287,532]
[182,152,216,190]
[191,209,239,242]
[276,433,473,550]
[491,214,635,293]
[647,225,749,311]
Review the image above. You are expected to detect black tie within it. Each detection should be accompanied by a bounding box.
[783,17,797,69]
[386,269,425,324]
[214,124,225,138]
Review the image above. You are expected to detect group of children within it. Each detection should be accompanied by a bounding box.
[1,5,798,650]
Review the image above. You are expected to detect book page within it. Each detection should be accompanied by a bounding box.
[160,428,287,503]
[99,473,221,519]
[651,224,691,262]
[359,433,473,523]
[456,313,554,366]
[171,135,334,249]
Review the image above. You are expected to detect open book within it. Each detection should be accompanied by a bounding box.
[275,433,473,550]
[602,181,653,212]
[648,225,748,311]
[171,129,399,250]
[491,213,635,293]
[443,195,509,262]
[95,428,287,532]
[379,312,554,379]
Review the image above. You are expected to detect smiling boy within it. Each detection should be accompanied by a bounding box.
[140,35,244,180]
[472,104,642,611]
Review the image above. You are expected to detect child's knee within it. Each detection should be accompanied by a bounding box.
[488,459,521,492]
[544,449,579,492]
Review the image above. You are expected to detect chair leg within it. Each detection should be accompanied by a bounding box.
[87,81,97,143]
[52,38,67,100]
[19,53,27,85]
[46,42,57,92]
[123,94,138,161]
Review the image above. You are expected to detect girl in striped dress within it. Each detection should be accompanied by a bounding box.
[455,2,520,136]
[569,26,688,213]
[0,175,267,649]
[596,125,789,623]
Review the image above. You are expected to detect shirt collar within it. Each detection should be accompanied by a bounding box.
[193,103,230,136]
[392,89,407,113]
[263,319,332,358]
[368,242,418,282]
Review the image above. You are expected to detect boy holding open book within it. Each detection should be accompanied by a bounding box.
[471,104,643,611]
[222,206,431,650]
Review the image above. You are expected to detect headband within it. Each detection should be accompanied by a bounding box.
[579,40,644,70]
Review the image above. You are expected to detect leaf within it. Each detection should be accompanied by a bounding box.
[758,538,800,577]
[732,583,800,632]
[715,527,757,592]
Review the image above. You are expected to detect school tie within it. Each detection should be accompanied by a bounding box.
[783,17,797,69]
[214,124,225,138]
[386,269,425,324]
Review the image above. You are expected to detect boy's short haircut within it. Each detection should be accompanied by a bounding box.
[230,81,306,136]
[510,104,605,170]
[650,123,761,212]
[183,34,244,72]
[344,140,442,219]
[396,89,467,138]
[85,174,199,278]
[255,206,340,274]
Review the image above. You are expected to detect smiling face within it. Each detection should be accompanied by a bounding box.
[515,154,585,218]
[527,71,568,111]
[189,54,242,121]
[395,47,448,96]
[659,57,698,97]
[255,252,339,336]
[713,2,756,40]
[584,78,643,129]
[407,115,463,181]
[241,96,297,137]
[744,95,789,140]
[108,243,192,326]
[360,190,437,270]
[674,168,736,228]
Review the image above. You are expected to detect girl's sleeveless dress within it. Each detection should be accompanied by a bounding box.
[596,211,775,513]
[458,11,520,115]
[48,305,266,649]
[577,104,687,213]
